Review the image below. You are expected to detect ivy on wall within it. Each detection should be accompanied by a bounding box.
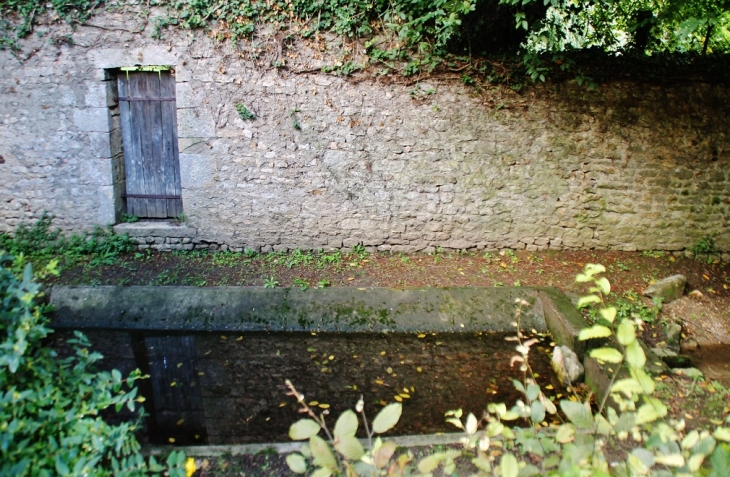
[1,0,729,85]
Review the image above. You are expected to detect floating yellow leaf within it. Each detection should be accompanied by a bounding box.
[279,402,287,407]
[309,401,319,406]
[399,394,410,399]
[386,367,393,374]
[411,386,415,392]
[319,403,330,409]
[703,274,710,280]
[329,355,334,360]
[545,384,553,390]
[403,388,409,393]
[394,395,403,402]
[353,385,358,390]
[311,332,317,336]
[220,336,227,340]
[380,400,387,406]
[171,382,177,387]
[198,372,205,376]
[168,437,176,443]
[358,288,367,290]
[237,336,243,341]
[348,277,355,281]
[380,351,386,356]
[417,333,426,338]
[204,350,212,355]
[375,379,384,385]
[417,367,422,372]
[177,419,185,426]
[177,363,183,368]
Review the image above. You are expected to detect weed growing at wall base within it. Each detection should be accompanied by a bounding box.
[0,213,135,270]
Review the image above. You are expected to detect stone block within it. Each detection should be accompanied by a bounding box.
[113,222,198,238]
[88,132,112,158]
[91,48,181,70]
[179,154,214,189]
[97,186,116,225]
[82,159,114,186]
[551,345,584,386]
[73,108,110,132]
[643,275,686,304]
[85,82,108,108]
[177,108,215,138]
[175,82,200,108]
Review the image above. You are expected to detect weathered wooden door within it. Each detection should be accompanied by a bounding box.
[118,71,183,218]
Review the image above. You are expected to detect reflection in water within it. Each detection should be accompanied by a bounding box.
[131,335,208,445]
[52,330,563,445]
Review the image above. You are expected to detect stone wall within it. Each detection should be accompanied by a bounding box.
[1,9,728,252]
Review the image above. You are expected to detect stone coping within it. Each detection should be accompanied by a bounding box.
[49,286,571,333]
[113,221,197,238]
[144,433,468,457]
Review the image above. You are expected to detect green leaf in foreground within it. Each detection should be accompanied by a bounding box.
[578,324,612,340]
[333,409,358,438]
[589,347,623,363]
[499,453,519,477]
[310,435,338,470]
[286,453,307,474]
[372,402,402,434]
[289,419,321,440]
[334,435,365,460]
[560,400,594,429]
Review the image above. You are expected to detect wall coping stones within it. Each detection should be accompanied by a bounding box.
[113,221,197,238]
[49,285,551,333]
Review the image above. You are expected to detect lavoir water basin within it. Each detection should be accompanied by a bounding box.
[48,286,588,445]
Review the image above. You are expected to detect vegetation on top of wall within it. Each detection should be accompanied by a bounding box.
[1,0,729,85]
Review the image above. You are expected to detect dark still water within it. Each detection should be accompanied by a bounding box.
[50,330,564,445]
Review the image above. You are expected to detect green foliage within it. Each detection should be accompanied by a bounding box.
[263,276,279,288]
[692,235,717,256]
[0,254,186,476]
[0,213,135,269]
[0,0,99,49]
[3,0,729,84]
[235,103,256,121]
[284,264,730,475]
[284,380,402,476]
[121,213,140,223]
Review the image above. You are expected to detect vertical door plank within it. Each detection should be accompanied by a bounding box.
[160,74,184,217]
[118,74,148,217]
[145,73,166,217]
[137,73,159,217]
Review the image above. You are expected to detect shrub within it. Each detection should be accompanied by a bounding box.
[0,253,186,475]
[284,263,730,476]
